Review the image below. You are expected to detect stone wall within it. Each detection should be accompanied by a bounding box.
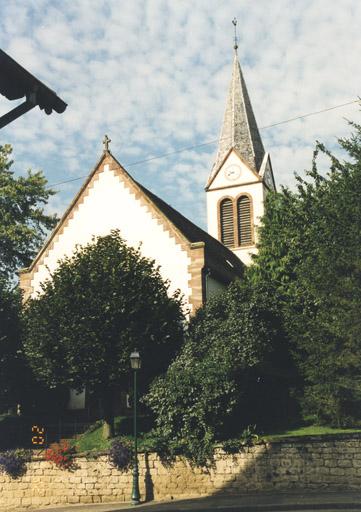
[1,434,361,510]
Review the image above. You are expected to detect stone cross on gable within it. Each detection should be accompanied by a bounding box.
[103,134,111,152]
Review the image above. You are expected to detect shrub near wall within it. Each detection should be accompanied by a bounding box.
[1,435,361,510]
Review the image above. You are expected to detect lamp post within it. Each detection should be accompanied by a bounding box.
[130,350,141,505]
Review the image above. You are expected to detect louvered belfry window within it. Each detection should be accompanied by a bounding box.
[237,195,252,245]
[220,198,235,248]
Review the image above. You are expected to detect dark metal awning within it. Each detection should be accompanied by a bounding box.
[0,49,67,129]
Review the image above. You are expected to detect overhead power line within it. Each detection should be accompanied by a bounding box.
[48,98,359,189]
[260,99,358,129]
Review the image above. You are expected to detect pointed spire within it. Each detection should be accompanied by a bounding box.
[209,25,265,182]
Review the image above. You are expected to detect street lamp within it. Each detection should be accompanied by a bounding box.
[130,350,141,505]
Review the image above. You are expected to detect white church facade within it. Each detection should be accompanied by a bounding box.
[20,149,243,314]
[19,46,275,313]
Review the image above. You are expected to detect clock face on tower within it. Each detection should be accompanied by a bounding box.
[224,164,241,181]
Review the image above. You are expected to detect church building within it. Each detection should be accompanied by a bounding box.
[19,44,274,314]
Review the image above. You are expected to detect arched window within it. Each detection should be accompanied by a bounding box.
[220,198,234,248]
[237,195,252,246]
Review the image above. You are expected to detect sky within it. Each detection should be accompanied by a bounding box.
[1,0,360,229]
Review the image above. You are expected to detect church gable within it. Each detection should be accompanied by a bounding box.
[21,151,197,310]
[259,152,276,191]
[207,148,261,191]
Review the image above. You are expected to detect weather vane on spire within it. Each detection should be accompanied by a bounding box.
[103,134,111,152]
[232,17,238,51]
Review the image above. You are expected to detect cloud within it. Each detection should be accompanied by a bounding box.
[1,0,360,230]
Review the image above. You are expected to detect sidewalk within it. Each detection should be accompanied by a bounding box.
[30,490,361,512]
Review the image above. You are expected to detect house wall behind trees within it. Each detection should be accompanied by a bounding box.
[2,435,361,510]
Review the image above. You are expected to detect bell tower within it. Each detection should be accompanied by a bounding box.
[205,20,275,265]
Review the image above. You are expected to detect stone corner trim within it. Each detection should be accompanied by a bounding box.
[18,269,32,302]
[188,241,205,312]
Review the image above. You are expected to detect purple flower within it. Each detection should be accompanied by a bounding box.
[108,439,132,471]
[0,449,31,478]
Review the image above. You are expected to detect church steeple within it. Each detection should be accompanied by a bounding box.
[207,44,265,186]
[205,21,275,267]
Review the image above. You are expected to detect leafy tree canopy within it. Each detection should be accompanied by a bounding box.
[0,279,23,409]
[145,279,294,466]
[0,144,57,282]
[251,120,361,426]
[22,231,185,437]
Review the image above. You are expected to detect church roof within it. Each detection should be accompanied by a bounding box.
[208,50,265,185]
[136,181,244,276]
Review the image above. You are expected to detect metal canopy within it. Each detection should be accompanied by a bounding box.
[0,49,67,129]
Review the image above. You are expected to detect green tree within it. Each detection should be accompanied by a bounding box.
[0,280,23,410]
[0,280,44,416]
[22,231,184,438]
[252,120,361,425]
[145,279,294,465]
[0,144,57,281]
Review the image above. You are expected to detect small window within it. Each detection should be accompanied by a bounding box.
[220,198,234,248]
[237,196,252,245]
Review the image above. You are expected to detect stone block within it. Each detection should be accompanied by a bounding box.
[330,468,345,476]
[69,476,82,484]
[337,459,352,468]
[67,496,80,504]
[82,476,97,483]
[324,459,336,467]
[79,496,94,503]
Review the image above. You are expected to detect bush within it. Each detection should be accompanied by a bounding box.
[145,280,293,466]
[108,438,132,471]
[222,426,259,454]
[0,449,31,478]
[44,440,75,470]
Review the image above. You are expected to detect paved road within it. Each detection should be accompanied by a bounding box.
[29,491,361,512]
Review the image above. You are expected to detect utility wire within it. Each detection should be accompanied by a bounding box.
[48,98,359,189]
[260,99,358,129]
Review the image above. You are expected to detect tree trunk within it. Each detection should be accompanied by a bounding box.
[101,388,115,439]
